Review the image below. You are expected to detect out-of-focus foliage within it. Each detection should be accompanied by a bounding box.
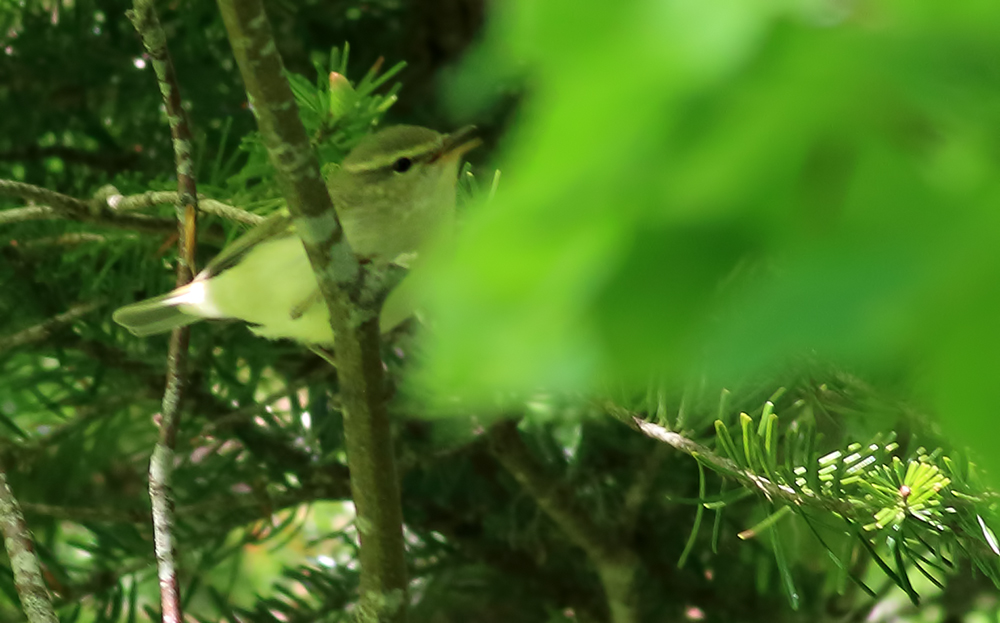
[423,0,1000,477]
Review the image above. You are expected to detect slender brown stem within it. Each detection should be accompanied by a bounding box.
[215,2,408,620]
[20,233,111,247]
[126,1,203,621]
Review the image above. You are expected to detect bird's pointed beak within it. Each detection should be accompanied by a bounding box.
[435,126,482,162]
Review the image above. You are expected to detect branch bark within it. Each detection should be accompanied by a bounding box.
[0,184,259,231]
[0,464,58,623]
[0,179,177,234]
[126,1,203,621]
[0,205,57,224]
[107,190,264,225]
[215,2,408,621]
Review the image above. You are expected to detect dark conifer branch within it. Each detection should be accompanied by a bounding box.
[126,1,203,621]
[0,465,58,623]
[20,471,354,527]
[200,369,332,433]
[0,300,105,355]
[601,401,854,514]
[215,2,409,621]
[487,420,641,623]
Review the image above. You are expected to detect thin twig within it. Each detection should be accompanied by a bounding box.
[0,179,90,211]
[0,179,177,235]
[193,198,265,224]
[487,420,641,623]
[20,233,111,247]
[600,400,852,514]
[0,205,58,224]
[107,190,264,225]
[216,2,408,622]
[0,464,58,623]
[127,1,202,621]
[0,300,105,355]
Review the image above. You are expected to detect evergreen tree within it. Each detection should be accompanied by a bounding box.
[1,2,999,623]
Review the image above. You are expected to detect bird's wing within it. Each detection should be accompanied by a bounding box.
[113,291,201,337]
[201,210,297,279]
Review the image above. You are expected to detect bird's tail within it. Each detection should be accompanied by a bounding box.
[113,287,201,337]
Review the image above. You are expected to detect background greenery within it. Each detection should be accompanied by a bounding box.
[1,0,999,622]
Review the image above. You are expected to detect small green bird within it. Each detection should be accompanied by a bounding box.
[113,125,478,344]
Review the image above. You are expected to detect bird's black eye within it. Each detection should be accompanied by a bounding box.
[392,157,413,173]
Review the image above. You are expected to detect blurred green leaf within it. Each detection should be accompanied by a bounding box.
[420,0,1000,490]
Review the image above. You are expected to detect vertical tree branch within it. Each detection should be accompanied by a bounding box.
[0,465,58,623]
[215,2,408,621]
[488,420,641,623]
[126,0,199,275]
[126,2,201,621]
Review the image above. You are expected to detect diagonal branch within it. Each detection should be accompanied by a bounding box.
[0,300,105,355]
[0,205,58,225]
[0,464,58,623]
[599,400,855,515]
[487,420,640,623]
[215,2,408,621]
[0,179,90,211]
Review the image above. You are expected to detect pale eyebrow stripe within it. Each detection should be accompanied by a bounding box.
[343,139,443,173]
